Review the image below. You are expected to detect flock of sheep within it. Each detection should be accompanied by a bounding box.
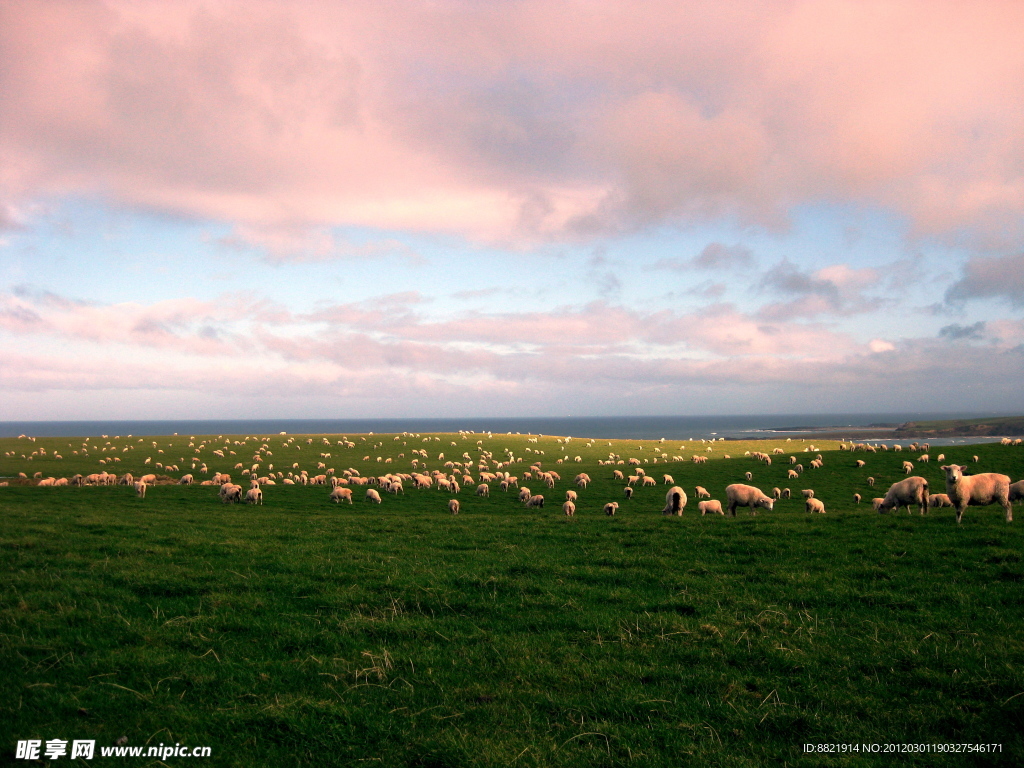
[5,432,1022,524]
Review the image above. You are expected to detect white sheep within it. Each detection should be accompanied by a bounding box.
[624,487,633,500]
[641,475,657,487]
[365,488,382,504]
[877,476,930,516]
[603,501,619,516]
[805,498,826,514]
[526,494,545,509]
[562,501,576,517]
[448,499,460,515]
[802,489,814,498]
[853,493,861,504]
[565,490,578,503]
[697,499,724,516]
[940,464,1011,523]
[662,486,687,516]
[725,484,774,516]
[330,487,353,504]
[928,493,954,509]
[245,487,263,505]
[695,486,711,498]
[476,483,490,497]
[745,471,753,481]
[179,474,194,485]
[134,481,147,499]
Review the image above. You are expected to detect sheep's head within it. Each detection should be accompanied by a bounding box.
[941,464,966,482]
[757,497,774,511]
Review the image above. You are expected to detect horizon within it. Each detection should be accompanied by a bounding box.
[3,2,1024,419]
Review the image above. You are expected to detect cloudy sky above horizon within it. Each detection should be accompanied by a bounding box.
[2,0,1024,420]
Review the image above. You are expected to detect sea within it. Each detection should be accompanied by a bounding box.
[0,413,1016,445]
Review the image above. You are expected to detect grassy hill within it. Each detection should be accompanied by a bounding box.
[2,431,1023,766]
[895,415,1024,437]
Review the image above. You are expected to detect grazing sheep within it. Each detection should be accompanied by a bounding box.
[781,488,791,499]
[565,490,578,503]
[518,488,532,502]
[940,464,1012,523]
[698,499,724,516]
[745,471,753,481]
[245,487,263,505]
[973,455,980,463]
[877,476,930,516]
[575,473,591,488]
[134,481,147,499]
[805,498,826,514]
[612,470,624,480]
[627,475,640,486]
[330,487,353,504]
[928,493,954,509]
[867,477,875,487]
[562,501,575,517]
[802,489,814,498]
[641,475,657,487]
[448,499,460,515]
[902,461,914,475]
[853,493,862,504]
[526,494,545,509]
[179,474,194,485]
[663,474,675,485]
[662,486,687,516]
[140,473,157,484]
[855,460,866,468]
[603,501,619,516]
[725,484,774,516]
[624,486,633,500]
[365,489,382,504]
[1010,480,1024,504]
[476,483,490,497]
[787,469,799,479]
[772,487,782,500]
[695,486,711,499]
[918,454,929,463]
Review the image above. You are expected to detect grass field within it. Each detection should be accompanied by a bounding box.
[2,431,1023,766]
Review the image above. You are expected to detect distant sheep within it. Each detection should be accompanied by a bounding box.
[877,476,929,516]
[134,481,147,499]
[641,476,657,487]
[526,494,545,509]
[365,489,382,504]
[624,487,633,500]
[245,487,263,505]
[855,460,866,468]
[448,499,460,515]
[867,477,875,487]
[179,474,194,485]
[928,493,953,509]
[772,487,782,500]
[871,498,885,511]
[330,487,353,504]
[941,464,1011,523]
[476,483,490,497]
[902,461,914,475]
[662,486,687,516]
[725,484,774,516]
[787,470,799,479]
[745,471,753,481]
[518,487,531,502]
[802,489,814,498]
[781,488,791,499]
[663,474,675,485]
[565,490,578,503]
[698,500,724,516]
[695,486,711,499]
[853,493,861,504]
[562,501,576,517]
[603,501,619,516]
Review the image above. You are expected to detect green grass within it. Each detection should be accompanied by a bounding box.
[2,432,1023,766]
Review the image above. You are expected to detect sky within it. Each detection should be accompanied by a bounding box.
[2,0,1024,420]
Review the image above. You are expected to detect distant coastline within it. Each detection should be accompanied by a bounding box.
[1,412,1020,442]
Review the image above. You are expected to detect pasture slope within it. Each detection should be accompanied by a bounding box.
[2,431,1023,767]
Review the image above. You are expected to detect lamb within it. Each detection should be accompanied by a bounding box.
[518,488,531,502]
[662,486,687,516]
[802,489,814,498]
[855,460,866,468]
[781,488,791,499]
[624,487,633,499]
[179,474,194,485]
[902,461,914,475]
[565,490,578,503]
[867,477,875,487]
[245,487,263,505]
[525,494,545,509]
[562,501,576,517]
[940,464,1012,523]
[725,484,774,516]
[641,476,657,487]
[612,470,624,480]
[695,486,711,498]
[448,499,460,515]
[928,493,953,509]
[787,469,799,479]
[805,498,826,514]
[603,501,619,516]
[575,473,591,488]
[876,476,930,516]
[476,483,490,497]
[330,487,353,504]
[853,493,862,504]
[772,487,782,500]
[134,480,147,499]
[627,475,640,486]
[871,498,886,511]
[365,488,382,504]
[698,500,724,516]
[219,483,242,503]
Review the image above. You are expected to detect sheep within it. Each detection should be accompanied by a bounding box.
[876,476,930,516]
[603,501,619,516]
[853,493,862,504]
[940,464,1012,523]
[802,489,814,498]
[245,487,263,505]
[627,475,640,486]
[612,470,624,480]
[448,499,460,515]
[725,484,774,516]
[641,475,657,487]
[134,481,147,499]
[330,487,353,504]
[787,469,799,479]
[698,499,724,516]
[624,486,633,500]
[525,494,545,509]
[518,488,531,502]
[781,488,791,499]
[772,487,782,500]
[139,473,157,484]
[695,486,711,498]
[179,474,194,485]
[902,461,914,475]
[745,471,753,481]
[972,454,980,463]
[805,498,826,514]
[662,486,687,516]
[855,460,866,468]
[562,501,576,517]
[362,488,381,504]
[575,473,591,488]
[476,483,490,497]
[219,483,242,503]
[928,493,954,509]
[918,453,929,463]
[1010,480,1024,505]
[867,477,875,487]
[565,490,578,503]
[871,497,886,511]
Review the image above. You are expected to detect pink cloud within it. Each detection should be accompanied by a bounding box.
[2,1,1024,247]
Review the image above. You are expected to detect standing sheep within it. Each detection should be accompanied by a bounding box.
[245,487,263,505]
[366,488,382,504]
[805,498,826,514]
[330,487,353,504]
[662,486,687,516]
[624,487,633,500]
[603,501,619,516]
[448,499,460,515]
[725,484,774,516]
[476,483,490,497]
[853,493,862,504]
[695,486,711,498]
[876,476,929,516]
[134,481,147,499]
[698,500,724,516]
[562,501,576,517]
[525,494,545,509]
[565,490,578,503]
[940,464,1012,523]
